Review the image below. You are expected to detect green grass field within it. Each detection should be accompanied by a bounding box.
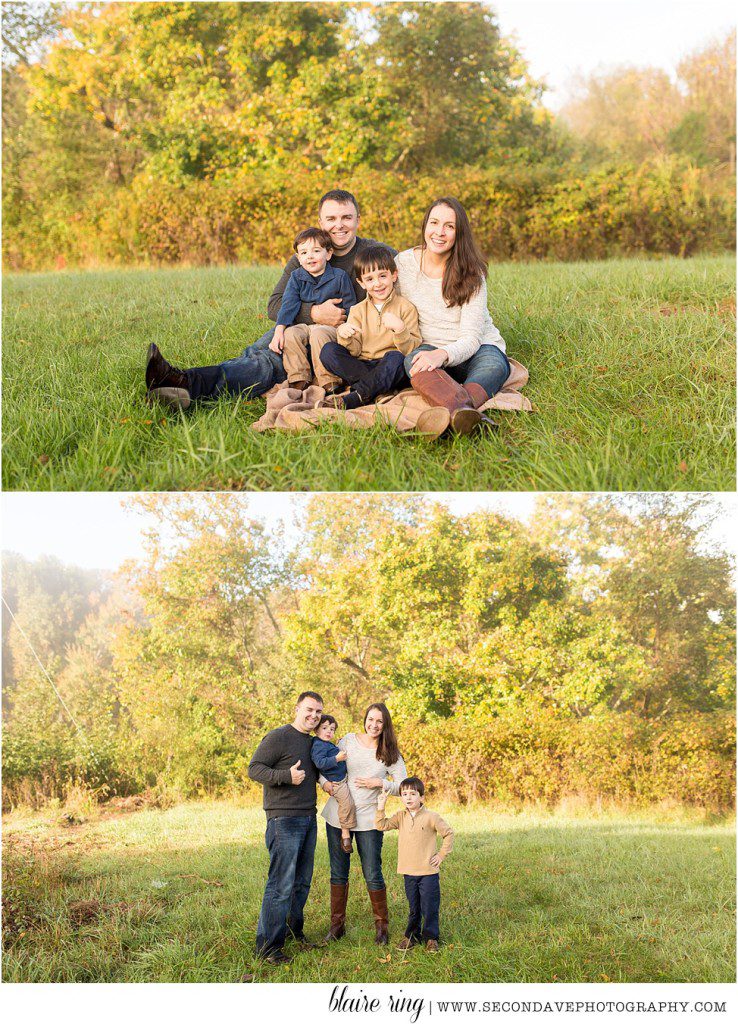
[2,800,734,983]
[2,256,735,492]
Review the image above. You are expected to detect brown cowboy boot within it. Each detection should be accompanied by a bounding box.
[368,887,389,945]
[412,369,493,438]
[324,883,348,942]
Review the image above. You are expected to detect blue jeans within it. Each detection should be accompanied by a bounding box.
[326,823,385,890]
[255,814,317,957]
[404,873,441,942]
[186,327,287,401]
[403,343,511,398]
[320,343,408,402]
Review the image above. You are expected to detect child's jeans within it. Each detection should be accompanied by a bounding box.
[282,325,341,388]
[332,778,357,832]
[319,343,408,402]
[404,873,441,942]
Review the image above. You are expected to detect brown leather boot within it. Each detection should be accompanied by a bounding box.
[324,883,348,942]
[411,368,486,438]
[368,887,389,945]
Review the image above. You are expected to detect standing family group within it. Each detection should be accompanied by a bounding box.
[145,189,512,438]
[244,692,454,975]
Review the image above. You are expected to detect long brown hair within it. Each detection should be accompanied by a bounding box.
[420,196,487,307]
[364,702,400,766]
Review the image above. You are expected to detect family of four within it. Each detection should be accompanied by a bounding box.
[145,189,511,437]
[245,691,454,971]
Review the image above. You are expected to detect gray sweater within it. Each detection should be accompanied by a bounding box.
[267,236,397,324]
[248,725,318,820]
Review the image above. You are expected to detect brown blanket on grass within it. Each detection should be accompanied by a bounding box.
[252,356,532,433]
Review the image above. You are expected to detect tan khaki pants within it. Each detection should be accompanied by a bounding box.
[282,324,341,389]
[332,778,357,831]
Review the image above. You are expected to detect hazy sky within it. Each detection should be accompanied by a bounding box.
[0,493,538,571]
[1,492,735,573]
[491,0,735,108]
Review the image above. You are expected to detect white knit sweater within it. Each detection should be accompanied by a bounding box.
[321,733,407,832]
[395,247,505,366]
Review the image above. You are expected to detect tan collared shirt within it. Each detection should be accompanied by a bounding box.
[375,803,454,876]
[336,289,421,360]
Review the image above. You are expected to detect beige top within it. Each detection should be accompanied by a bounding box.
[375,804,454,876]
[336,289,421,360]
[395,247,505,365]
[321,733,408,832]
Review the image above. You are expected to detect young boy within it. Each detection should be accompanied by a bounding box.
[311,714,356,853]
[375,776,453,952]
[269,228,357,392]
[316,244,421,409]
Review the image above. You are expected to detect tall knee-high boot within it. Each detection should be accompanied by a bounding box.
[324,883,348,942]
[368,887,389,945]
[411,368,489,438]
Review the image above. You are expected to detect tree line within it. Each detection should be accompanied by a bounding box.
[2,494,734,809]
[1,2,735,268]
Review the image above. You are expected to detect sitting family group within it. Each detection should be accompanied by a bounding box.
[145,189,512,438]
[245,692,453,975]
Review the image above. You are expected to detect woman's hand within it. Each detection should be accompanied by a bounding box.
[355,777,383,789]
[410,348,448,375]
[322,781,335,796]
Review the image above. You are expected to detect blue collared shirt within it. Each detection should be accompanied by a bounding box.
[276,262,357,327]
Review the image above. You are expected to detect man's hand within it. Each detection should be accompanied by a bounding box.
[269,327,285,354]
[312,298,347,327]
[377,790,388,810]
[429,853,442,869]
[322,780,335,796]
[290,760,306,785]
[410,348,448,375]
[336,751,347,762]
[382,311,405,333]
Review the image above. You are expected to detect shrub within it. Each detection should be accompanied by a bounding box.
[3,160,734,270]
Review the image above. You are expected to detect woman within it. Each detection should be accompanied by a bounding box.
[395,196,511,437]
[321,703,407,945]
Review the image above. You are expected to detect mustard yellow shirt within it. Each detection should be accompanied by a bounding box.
[375,803,454,876]
[336,289,420,360]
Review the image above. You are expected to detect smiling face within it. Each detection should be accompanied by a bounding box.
[359,265,397,304]
[318,199,359,252]
[400,786,423,812]
[294,695,324,734]
[423,203,457,257]
[295,238,331,277]
[364,706,384,740]
[316,719,337,742]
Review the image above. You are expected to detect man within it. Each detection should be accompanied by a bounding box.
[145,189,397,407]
[247,690,324,966]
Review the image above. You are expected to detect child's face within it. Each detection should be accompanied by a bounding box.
[359,266,397,303]
[296,240,331,276]
[400,786,423,812]
[316,719,337,742]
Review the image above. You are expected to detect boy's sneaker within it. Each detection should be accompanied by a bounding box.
[396,936,419,950]
[425,940,439,952]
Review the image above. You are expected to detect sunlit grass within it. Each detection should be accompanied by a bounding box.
[2,256,735,491]
[2,800,734,983]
